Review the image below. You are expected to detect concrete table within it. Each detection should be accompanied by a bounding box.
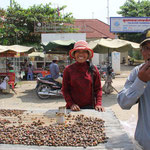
[0,108,134,150]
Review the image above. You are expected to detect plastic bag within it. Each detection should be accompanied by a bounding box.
[0,76,9,90]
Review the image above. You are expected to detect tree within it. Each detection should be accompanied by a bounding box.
[117,0,150,59]
[117,0,150,43]
[0,1,75,48]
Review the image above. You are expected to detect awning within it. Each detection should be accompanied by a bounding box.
[0,45,36,54]
[88,38,140,54]
[28,52,45,58]
[42,40,76,54]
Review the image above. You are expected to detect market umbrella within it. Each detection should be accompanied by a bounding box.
[42,40,76,54]
[28,51,46,67]
[28,52,45,58]
[0,45,36,73]
[88,38,140,54]
[0,45,35,54]
[88,38,140,95]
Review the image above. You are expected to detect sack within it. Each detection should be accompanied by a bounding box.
[2,82,10,93]
[0,80,6,90]
[21,71,25,79]
[0,76,9,90]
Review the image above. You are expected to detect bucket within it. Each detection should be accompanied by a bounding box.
[59,106,66,114]
[56,112,65,124]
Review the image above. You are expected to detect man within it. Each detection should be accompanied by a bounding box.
[49,56,62,84]
[22,59,29,80]
[117,28,150,150]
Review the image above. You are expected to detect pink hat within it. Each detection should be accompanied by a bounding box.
[69,40,94,59]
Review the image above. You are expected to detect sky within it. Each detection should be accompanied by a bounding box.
[0,0,128,24]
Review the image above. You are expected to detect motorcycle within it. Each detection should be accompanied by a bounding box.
[97,65,115,80]
[106,65,115,79]
[36,75,62,99]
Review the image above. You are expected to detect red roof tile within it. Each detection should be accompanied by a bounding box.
[74,19,115,39]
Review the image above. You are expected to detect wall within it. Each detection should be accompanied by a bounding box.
[41,33,86,44]
[92,53,99,66]
[112,52,120,74]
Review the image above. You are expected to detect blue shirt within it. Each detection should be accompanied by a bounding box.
[49,62,59,79]
[117,63,150,150]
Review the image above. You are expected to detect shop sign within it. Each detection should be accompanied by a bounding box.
[110,17,150,33]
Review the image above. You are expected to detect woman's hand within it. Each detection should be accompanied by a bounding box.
[95,105,105,112]
[70,104,80,111]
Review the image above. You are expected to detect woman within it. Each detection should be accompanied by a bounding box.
[62,40,104,112]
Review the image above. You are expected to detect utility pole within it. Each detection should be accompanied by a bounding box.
[107,0,110,25]
[92,12,94,19]
[10,0,12,7]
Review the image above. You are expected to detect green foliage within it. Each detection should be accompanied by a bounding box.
[117,0,150,43]
[118,0,150,17]
[0,1,75,47]
[133,49,142,60]
[0,8,5,16]
[117,0,150,60]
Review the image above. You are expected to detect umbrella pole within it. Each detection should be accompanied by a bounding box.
[108,48,110,65]
[44,52,46,69]
[6,52,8,74]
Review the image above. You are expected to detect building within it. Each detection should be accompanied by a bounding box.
[74,19,116,66]
[74,19,115,42]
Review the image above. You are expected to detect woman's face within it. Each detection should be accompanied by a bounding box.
[74,50,89,63]
[141,41,150,61]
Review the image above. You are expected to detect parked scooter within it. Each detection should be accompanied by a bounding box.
[36,75,62,99]
[106,65,115,79]
[97,65,115,80]
[99,67,107,80]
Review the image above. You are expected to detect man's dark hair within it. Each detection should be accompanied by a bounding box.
[29,63,32,67]
[53,60,58,63]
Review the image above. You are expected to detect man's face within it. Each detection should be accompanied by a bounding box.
[141,41,150,61]
[74,50,89,63]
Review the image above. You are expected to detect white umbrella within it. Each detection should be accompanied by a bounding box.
[0,45,35,54]
[88,38,140,54]
[0,45,36,73]
[28,52,45,58]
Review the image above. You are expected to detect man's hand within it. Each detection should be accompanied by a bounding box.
[138,61,150,82]
[95,105,105,112]
[70,104,80,111]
